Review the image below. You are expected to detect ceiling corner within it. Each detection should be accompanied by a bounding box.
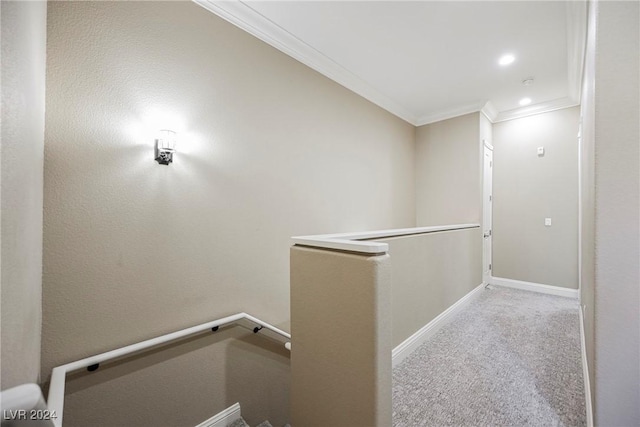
[416,102,488,127]
[480,101,498,123]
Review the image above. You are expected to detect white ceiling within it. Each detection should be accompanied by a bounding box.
[195,1,587,125]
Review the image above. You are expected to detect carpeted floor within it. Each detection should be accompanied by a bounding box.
[393,286,586,427]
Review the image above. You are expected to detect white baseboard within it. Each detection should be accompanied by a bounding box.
[392,283,484,367]
[195,402,242,427]
[490,276,579,299]
[579,305,594,427]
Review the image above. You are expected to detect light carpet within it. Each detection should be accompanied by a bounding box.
[393,286,586,427]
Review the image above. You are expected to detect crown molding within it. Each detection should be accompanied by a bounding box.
[415,100,498,127]
[415,101,488,127]
[480,101,499,123]
[193,0,418,125]
[494,97,579,123]
[193,0,585,128]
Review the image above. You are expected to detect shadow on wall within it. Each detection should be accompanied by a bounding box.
[47,327,290,427]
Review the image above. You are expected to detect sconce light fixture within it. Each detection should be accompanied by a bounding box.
[155,130,177,165]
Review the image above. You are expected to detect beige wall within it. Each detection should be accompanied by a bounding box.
[492,107,579,289]
[415,113,482,226]
[378,228,482,348]
[591,1,640,424]
[290,246,391,427]
[42,1,415,425]
[1,0,47,390]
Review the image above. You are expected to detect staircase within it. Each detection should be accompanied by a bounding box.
[228,419,290,427]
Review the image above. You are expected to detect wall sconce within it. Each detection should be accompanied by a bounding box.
[155,130,177,165]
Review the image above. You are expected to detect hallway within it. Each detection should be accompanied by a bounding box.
[393,287,585,426]
[2,1,638,425]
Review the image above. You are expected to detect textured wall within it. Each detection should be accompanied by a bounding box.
[415,113,482,226]
[1,0,47,390]
[492,107,579,288]
[592,1,640,424]
[290,246,391,427]
[378,228,482,348]
[42,1,415,425]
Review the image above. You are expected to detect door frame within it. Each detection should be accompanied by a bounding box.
[482,140,494,285]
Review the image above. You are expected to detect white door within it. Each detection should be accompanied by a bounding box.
[483,142,493,284]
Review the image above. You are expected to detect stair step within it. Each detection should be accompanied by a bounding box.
[227,418,250,427]
[227,417,279,427]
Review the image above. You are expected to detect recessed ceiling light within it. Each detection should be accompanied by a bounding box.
[498,54,515,66]
[519,97,532,106]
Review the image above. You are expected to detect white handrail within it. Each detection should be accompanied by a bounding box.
[292,223,480,254]
[46,312,290,427]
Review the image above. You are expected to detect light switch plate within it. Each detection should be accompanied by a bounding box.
[537,147,545,156]
[545,217,552,226]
